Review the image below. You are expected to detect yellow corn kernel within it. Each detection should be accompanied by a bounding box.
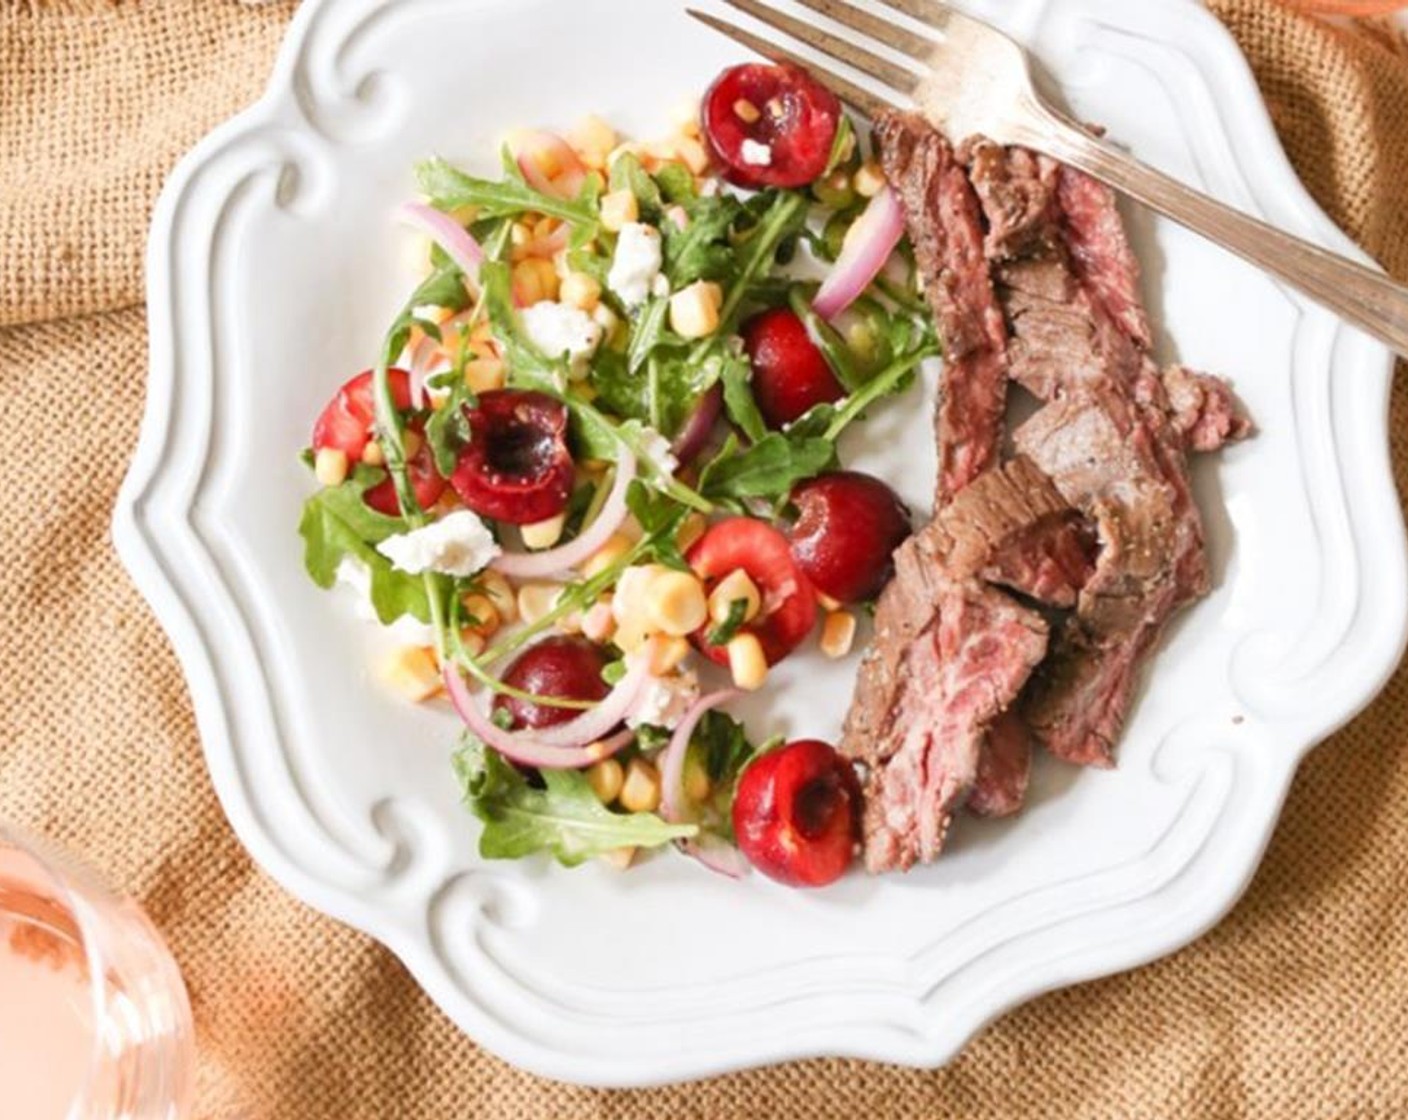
[676,512,708,554]
[512,257,559,306]
[586,757,625,804]
[816,590,843,613]
[619,757,662,813]
[517,582,564,627]
[457,629,486,659]
[853,160,886,198]
[559,271,602,312]
[613,620,650,654]
[521,514,566,551]
[461,594,500,637]
[669,280,723,340]
[600,188,639,233]
[465,357,506,394]
[581,599,617,644]
[554,588,585,636]
[648,636,691,676]
[674,137,710,175]
[582,532,635,579]
[360,440,386,468]
[478,571,517,626]
[510,220,533,249]
[645,570,709,637]
[727,633,768,691]
[683,753,711,804]
[598,846,637,871]
[734,97,762,124]
[820,610,857,660]
[570,115,617,166]
[708,569,762,626]
[378,646,442,703]
[314,447,349,487]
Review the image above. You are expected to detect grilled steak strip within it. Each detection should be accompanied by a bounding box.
[1056,166,1154,350]
[967,711,1033,819]
[878,112,1008,504]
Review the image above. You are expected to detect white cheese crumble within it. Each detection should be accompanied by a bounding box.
[634,425,679,478]
[607,222,663,308]
[740,138,773,167]
[650,273,671,299]
[627,670,701,731]
[521,301,603,379]
[376,511,500,577]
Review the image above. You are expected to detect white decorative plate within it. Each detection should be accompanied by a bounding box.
[114,0,1408,1086]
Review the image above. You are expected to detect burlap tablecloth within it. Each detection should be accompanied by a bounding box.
[3,1,1407,1116]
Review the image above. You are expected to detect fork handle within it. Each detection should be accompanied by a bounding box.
[1026,119,1408,358]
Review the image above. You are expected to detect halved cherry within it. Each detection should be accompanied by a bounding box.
[449,390,574,525]
[687,517,817,666]
[741,307,845,429]
[702,63,842,189]
[311,369,413,461]
[493,636,611,731]
[363,422,447,517]
[787,472,911,603]
[732,739,861,888]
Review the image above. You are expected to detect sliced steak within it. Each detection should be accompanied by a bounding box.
[966,711,1033,819]
[962,139,1061,261]
[844,561,1048,872]
[1163,364,1252,452]
[1056,166,1154,350]
[878,112,1008,503]
[1015,378,1208,766]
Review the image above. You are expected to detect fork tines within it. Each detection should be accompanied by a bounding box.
[689,0,959,120]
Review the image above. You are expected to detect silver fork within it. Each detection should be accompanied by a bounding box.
[689,0,1408,358]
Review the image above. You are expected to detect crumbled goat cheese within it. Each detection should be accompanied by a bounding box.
[521,301,603,378]
[740,139,773,167]
[607,222,663,307]
[627,670,701,731]
[376,511,500,577]
[635,425,679,478]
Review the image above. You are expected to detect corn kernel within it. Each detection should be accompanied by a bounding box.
[581,599,617,644]
[598,846,636,871]
[570,114,617,163]
[648,635,691,676]
[521,514,566,551]
[314,447,349,487]
[512,257,559,306]
[360,440,385,468]
[613,620,650,654]
[820,610,857,659]
[675,136,710,175]
[733,98,761,124]
[708,569,762,626]
[378,646,442,703]
[676,513,708,554]
[600,189,639,233]
[510,220,533,248]
[586,757,625,804]
[816,591,843,613]
[554,587,585,636]
[465,357,506,393]
[402,430,423,459]
[582,532,634,579]
[517,582,564,626]
[559,272,602,312]
[727,633,768,691]
[461,594,500,637]
[854,160,886,198]
[457,629,486,659]
[645,570,708,636]
[619,758,662,813]
[478,571,517,625]
[669,280,723,340]
[683,753,712,804]
[612,563,665,625]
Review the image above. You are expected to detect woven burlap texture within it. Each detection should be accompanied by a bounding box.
[2,1,1407,1116]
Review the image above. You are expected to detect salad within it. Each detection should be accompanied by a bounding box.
[298,62,938,888]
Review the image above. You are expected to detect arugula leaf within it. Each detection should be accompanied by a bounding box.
[609,152,663,216]
[627,297,672,375]
[454,738,696,866]
[625,480,690,570]
[720,354,767,445]
[416,156,598,228]
[699,432,834,506]
[694,709,757,787]
[662,194,743,288]
[298,468,431,624]
[705,598,749,647]
[654,162,697,204]
[822,114,857,178]
[787,286,863,393]
[716,190,809,330]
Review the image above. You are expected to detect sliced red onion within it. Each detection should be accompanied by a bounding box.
[812,186,906,322]
[442,662,643,770]
[399,202,485,286]
[491,450,637,580]
[512,131,587,200]
[407,309,470,409]
[685,833,750,879]
[670,383,723,467]
[659,689,741,823]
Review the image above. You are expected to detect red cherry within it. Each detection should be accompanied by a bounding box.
[492,636,611,731]
[732,740,861,887]
[362,421,447,517]
[311,369,413,462]
[787,472,912,603]
[687,518,817,667]
[741,308,845,430]
[701,63,842,189]
[449,390,574,525]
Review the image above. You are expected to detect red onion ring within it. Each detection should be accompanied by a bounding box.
[659,689,741,823]
[685,833,750,879]
[398,202,485,286]
[512,131,588,200]
[812,186,906,322]
[491,450,637,580]
[670,383,723,467]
